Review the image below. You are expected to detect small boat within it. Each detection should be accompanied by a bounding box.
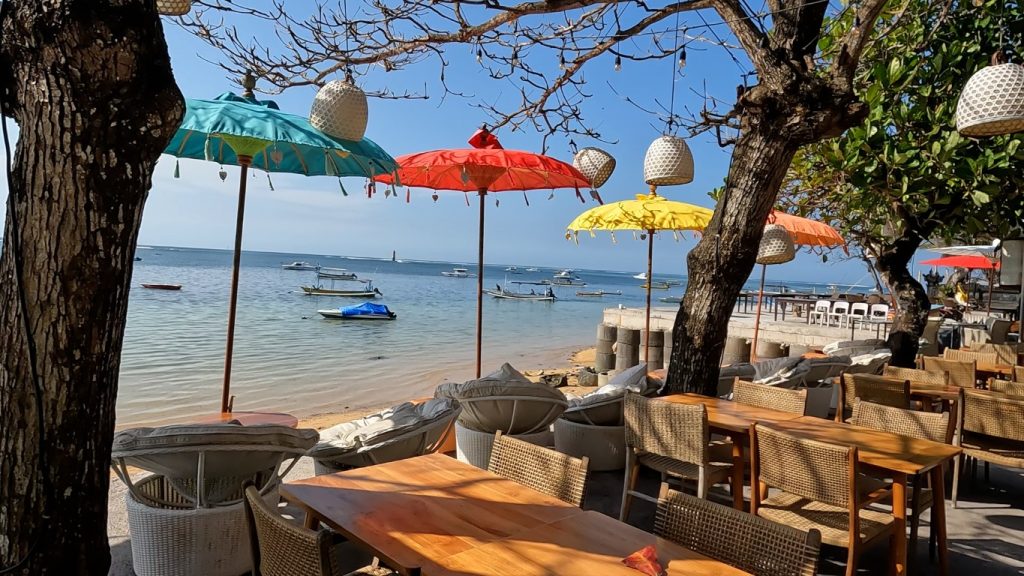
[505,266,523,274]
[283,261,319,271]
[134,256,143,262]
[441,268,475,278]
[641,281,672,290]
[317,267,358,280]
[659,296,683,303]
[525,267,539,272]
[577,289,622,297]
[318,302,396,320]
[633,272,648,280]
[300,278,381,297]
[485,284,556,301]
[141,283,182,290]
[546,277,587,287]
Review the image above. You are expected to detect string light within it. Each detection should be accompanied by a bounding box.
[476,47,483,64]
[614,54,622,72]
[678,46,687,69]
[559,53,567,70]
[511,48,520,66]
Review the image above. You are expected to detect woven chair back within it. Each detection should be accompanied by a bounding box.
[944,349,998,365]
[922,357,976,388]
[243,485,332,576]
[963,391,1024,441]
[753,424,854,508]
[976,343,1018,365]
[883,366,948,387]
[733,379,807,415]
[625,393,709,465]
[1014,366,1024,382]
[655,489,821,576]
[989,380,1024,398]
[841,374,910,410]
[488,432,588,506]
[850,400,953,444]
[989,319,1013,345]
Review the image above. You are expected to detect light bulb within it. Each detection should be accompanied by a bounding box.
[678,47,687,69]
[559,54,566,70]
[614,55,622,72]
[511,50,520,67]
[476,48,483,64]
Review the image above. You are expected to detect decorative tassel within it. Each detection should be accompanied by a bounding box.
[523,192,529,207]
[590,190,604,205]
[203,136,213,161]
[390,184,397,198]
[631,231,638,241]
[548,191,555,200]
[392,170,402,188]
[575,188,585,203]
[495,198,500,208]
[406,188,411,203]
[672,231,679,242]
[339,178,348,196]
[267,173,274,191]
[325,153,338,176]
[611,231,617,244]
[589,230,597,238]
[573,232,580,246]
[464,193,470,206]
[173,159,180,178]
[384,188,391,198]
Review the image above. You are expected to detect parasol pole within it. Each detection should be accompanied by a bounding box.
[475,187,487,378]
[644,228,654,365]
[987,267,994,311]
[750,263,767,362]
[222,154,252,413]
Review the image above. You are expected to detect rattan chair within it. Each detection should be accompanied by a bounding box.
[733,378,808,415]
[988,379,1024,397]
[836,373,910,422]
[976,342,1017,364]
[655,487,821,576]
[850,400,954,565]
[620,393,733,521]
[922,357,977,388]
[1014,366,1024,382]
[883,366,949,387]
[953,391,1024,507]
[243,485,405,576]
[944,348,997,365]
[750,423,895,576]
[488,431,589,506]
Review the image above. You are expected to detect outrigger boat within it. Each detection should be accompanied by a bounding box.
[282,261,319,271]
[441,267,475,278]
[659,295,683,303]
[641,281,672,290]
[317,267,358,280]
[318,302,396,320]
[504,266,523,274]
[141,283,182,290]
[485,283,556,301]
[300,277,381,297]
[576,289,622,297]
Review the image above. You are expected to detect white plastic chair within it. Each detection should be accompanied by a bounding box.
[808,300,832,325]
[867,303,890,324]
[848,303,869,330]
[828,301,850,327]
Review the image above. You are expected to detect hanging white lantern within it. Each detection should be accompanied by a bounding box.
[643,135,694,187]
[310,79,369,141]
[756,224,795,265]
[156,0,191,15]
[573,147,616,189]
[956,55,1024,137]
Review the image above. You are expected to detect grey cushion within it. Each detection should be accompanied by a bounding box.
[845,349,892,375]
[752,357,802,381]
[822,339,888,357]
[309,398,459,459]
[435,363,567,433]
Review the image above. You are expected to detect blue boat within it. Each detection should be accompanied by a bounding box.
[318,302,397,320]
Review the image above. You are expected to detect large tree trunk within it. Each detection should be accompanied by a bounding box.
[665,126,798,395]
[0,2,182,573]
[875,235,931,367]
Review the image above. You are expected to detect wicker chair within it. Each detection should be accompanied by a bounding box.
[988,379,1024,397]
[488,431,589,506]
[883,366,949,387]
[976,342,1017,364]
[850,401,954,565]
[655,488,821,576]
[922,357,977,388]
[836,373,910,422]
[944,349,997,365]
[750,424,894,576]
[620,393,733,521]
[953,391,1024,507]
[733,378,808,415]
[1015,366,1024,382]
[243,485,404,576]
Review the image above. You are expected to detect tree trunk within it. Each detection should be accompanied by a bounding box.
[665,125,798,395]
[0,2,182,574]
[875,235,930,367]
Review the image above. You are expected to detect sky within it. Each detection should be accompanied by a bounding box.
[0,4,890,285]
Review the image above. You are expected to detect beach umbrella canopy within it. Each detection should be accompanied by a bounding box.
[567,192,714,364]
[920,255,999,269]
[751,212,846,360]
[376,129,591,377]
[164,88,397,412]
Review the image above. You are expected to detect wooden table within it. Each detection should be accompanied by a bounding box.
[434,510,749,576]
[773,296,819,323]
[658,394,805,509]
[767,417,962,576]
[282,453,748,576]
[191,411,298,427]
[976,361,1013,379]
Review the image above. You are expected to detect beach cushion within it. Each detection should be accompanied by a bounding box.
[435,363,567,433]
[562,363,658,425]
[309,398,459,459]
[752,357,802,381]
[822,339,887,357]
[845,349,892,375]
[799,356,852,383]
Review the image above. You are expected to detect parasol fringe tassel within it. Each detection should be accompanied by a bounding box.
[523,192,529,207]
[406,187,411,203]
[173,159,180,179]
[495,198,500,208]
[392,170,402,188]
[631,231,638,241]
[461,166,470,185]
[589,230,596,238]
[267,173,274,191]
[390,184,397,198]
[325,152,338,177]
[611,231,617,244]
[575,188,585,203]
[203,136,213,162]
[590,189,604,205]
[338,178,348,196]
[464,193,470,207]
[673,231,679,242]
[548,191,555,200]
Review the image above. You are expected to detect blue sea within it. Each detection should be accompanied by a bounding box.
[119,246,845,426]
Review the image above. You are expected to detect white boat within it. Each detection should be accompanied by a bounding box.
[577,289,622,297]
[505,266,523,274]
[283,261,318,271]
[317,267,358,280]
[318,302,396,320]
[659,296,683,303]
[485,284,556,301]
[633,272,648,280]
[546,269,586,286]
[635,272,680,286]
[525,267,539,272]
[641,281,672,290]
[441,268,475,278]
[300,278,381,297]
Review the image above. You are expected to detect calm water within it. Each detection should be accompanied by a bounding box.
[119,247,678,426]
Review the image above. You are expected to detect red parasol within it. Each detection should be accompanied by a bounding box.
[920,255,999,269]
[376,129,592,377]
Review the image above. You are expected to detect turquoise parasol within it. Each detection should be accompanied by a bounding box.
[162,83,397,413]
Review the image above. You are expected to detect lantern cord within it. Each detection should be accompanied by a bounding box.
[667,10,681,133]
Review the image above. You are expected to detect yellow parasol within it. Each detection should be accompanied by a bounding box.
[567,191,714,363]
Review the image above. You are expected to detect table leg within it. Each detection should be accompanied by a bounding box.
[302,510,319,529]
[930,466,950,575]
[731,439,745,510]
[890,472,908,576]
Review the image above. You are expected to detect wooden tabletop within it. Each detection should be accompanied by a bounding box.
[190,411,299,428]
[659,394,804,433]
[768,417,961,475]
[282,453,584,572]
[976,362,1013,376]
[433,510,750,576]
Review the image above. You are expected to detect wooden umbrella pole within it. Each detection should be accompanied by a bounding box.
[750,263,767,363]
[644,229,654,365]
[221,155,252,413]
[475,188,487,378]
[987,268,994,312]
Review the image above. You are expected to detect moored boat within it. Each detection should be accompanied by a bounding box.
[317,267,358,280]
[485,284,556,301]
[577,289,622,297]
[659,296,683,303]
[283,261,319,271]
[318,302,396,320]
[141,283,182,290]
[640,281,672,290]
[300,278,381,297]
[505,266,522,274]
[441,267,475,278]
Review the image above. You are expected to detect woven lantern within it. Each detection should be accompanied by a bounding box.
[643,135,694,187]
[156,0,191,15]
[573,147,616,189]
[956,54,1024,137]
[756,224,795,265]
[310,79,369,141]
